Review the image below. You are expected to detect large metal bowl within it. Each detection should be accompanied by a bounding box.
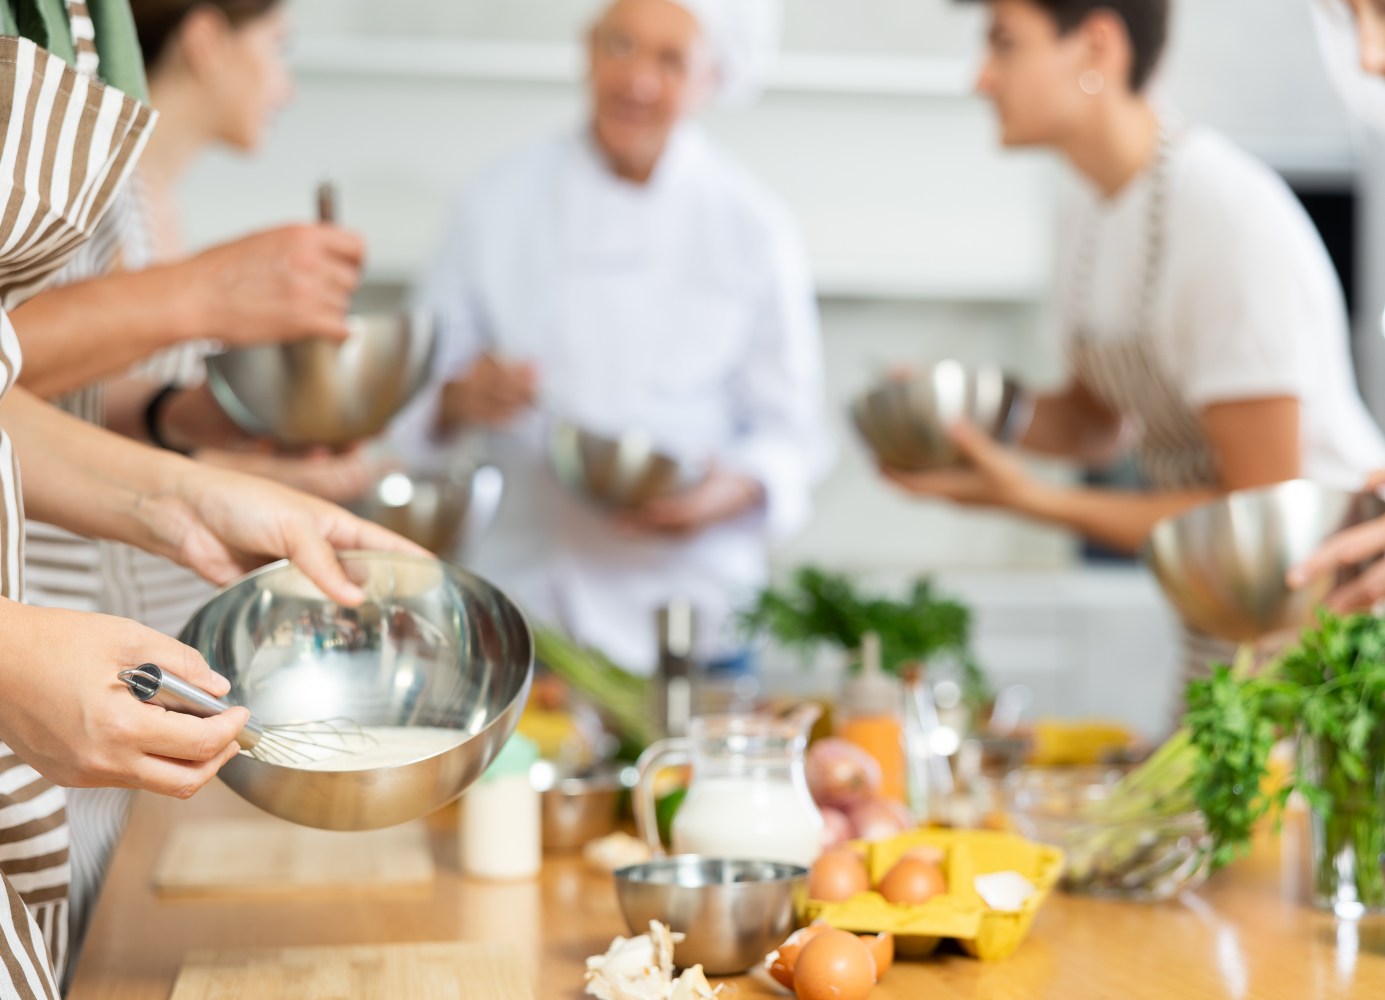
[1144,481,1385,643]
[349,465,502,556]
[206,309,437,448]
[614,857,807,974]
[550,421,696,509]
[851,360,1031,472]
[179,552,532,831]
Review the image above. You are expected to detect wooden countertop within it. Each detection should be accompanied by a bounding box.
[68,784,1385,1000]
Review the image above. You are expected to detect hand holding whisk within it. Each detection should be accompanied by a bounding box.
[118,664,370,767]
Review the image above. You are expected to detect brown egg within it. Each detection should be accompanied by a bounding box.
[765,921,832,990]
[862,932,894,981]
[793,929,877,1000]
[901,843,946,866]
[808,847,871,902]
[878,857,948,905]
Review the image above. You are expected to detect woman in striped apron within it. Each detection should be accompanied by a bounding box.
[884,0,1385,702]
[0,5,155,994]
[0,9,421,994]
[14,2,373,967]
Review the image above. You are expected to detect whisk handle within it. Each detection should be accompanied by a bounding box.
[118,664,264,753]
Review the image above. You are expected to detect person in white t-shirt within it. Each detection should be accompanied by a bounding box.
[1290,0,1385,610]
[884,0,1385,682]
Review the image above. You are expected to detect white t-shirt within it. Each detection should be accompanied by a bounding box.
[1056,124,1385,488]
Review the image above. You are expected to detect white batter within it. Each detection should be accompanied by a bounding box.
[264,725,466,772]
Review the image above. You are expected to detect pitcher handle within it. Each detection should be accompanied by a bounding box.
[633,737,692,857]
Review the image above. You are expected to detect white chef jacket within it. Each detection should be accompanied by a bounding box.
[392,123,829,674]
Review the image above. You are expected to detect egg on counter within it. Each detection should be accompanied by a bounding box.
[791,929,878,1000]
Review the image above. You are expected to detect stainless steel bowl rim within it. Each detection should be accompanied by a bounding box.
[614,857,809,886]
[533,764,639,795]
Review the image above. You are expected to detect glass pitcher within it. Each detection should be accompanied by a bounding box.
[633,711,823,867]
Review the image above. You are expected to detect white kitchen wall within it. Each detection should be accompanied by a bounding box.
[173,1,1357,728]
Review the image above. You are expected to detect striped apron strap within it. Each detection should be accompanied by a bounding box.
[1069,333,1239,701]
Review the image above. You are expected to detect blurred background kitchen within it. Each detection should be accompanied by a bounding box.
[174,0,1381,736]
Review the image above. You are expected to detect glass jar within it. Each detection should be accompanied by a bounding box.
[633,712,823,867]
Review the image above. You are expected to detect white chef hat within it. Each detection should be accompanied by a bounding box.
[674,0,784,108]
[1310,0,1385,131]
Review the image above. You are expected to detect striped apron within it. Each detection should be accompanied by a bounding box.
[1069,334,1239,693]
[24,174,210,983]
[0,7,154,996]
[1064,124,1236,709]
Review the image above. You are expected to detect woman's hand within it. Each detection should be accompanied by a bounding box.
[140,463,429,606]
[1288,469,1385,612]
[880,421,1045,512]
[0,602,248,797]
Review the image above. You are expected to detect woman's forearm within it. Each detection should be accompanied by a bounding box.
[1,386,190,557]
[11,264,201,398]
[1020,483,1219,554]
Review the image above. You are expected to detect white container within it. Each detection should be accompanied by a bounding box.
[461,735,541,880]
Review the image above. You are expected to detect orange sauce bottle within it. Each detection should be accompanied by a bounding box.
[835,633,906,802]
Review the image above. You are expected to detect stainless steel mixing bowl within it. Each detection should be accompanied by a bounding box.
[206,309,437,448]
[349,465,502,556]
[613,857,807,975]
[532,762,638,853]
[1144,481,1385,643]
[550,421,695,508]
[851,360,1031,472]
[179,552,532,831]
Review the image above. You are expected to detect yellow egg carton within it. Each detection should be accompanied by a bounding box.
[802,829,1065,961]
[1030,719,1135,767]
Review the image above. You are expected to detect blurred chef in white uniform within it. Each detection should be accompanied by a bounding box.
[392,0,828,673]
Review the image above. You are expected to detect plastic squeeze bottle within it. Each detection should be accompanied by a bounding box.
[835,632,907,802]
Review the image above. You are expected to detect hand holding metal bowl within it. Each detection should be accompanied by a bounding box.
[851,360,1032,473]
[178,551,532,830]
[550,420,703,509]
[1144,480,1385,643]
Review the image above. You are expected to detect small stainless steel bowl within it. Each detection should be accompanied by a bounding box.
[206,309,437,448]
[613,857,807,975]
[349,465,502,556]
[550,421,696,509]
[179,552,532,831]
[851,360,1031,472]
[532,763,637,853]
[1144,480,1385,643]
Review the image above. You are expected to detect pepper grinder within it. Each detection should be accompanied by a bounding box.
[654,600,698,739]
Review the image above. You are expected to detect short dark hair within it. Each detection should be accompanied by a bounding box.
[130,0,285,70]
[966,0,1171,92]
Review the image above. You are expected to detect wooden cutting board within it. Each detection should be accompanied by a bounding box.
[169,942,533,1000]
[153,818,434,896]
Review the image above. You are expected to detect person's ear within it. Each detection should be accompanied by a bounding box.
[174,6,233,82]
[1076,9,1136,95]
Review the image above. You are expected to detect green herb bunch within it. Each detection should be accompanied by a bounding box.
[739,566,990,709]
[1184,612,1385,904]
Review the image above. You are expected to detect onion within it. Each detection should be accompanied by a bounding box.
[848,797,913,842]
[806,738,883,810]
[820,807,855,849]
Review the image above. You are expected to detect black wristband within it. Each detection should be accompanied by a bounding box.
[143,384,191,455]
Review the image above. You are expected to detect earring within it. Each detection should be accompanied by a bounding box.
[1078,70,1105,96]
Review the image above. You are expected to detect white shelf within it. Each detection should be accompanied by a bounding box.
[293,36,976,98]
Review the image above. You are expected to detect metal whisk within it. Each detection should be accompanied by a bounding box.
[118,664,372,767]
